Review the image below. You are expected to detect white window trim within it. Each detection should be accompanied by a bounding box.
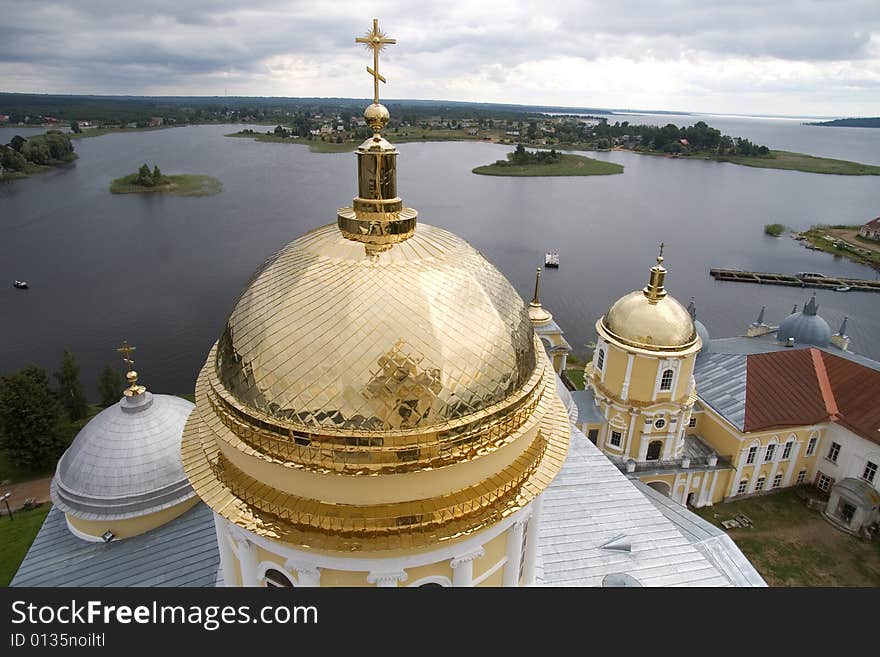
[796,470,807,484]
[863,461,878,483]
[652,359,681,400]
[737,478,749,495]
[806,436,818,456]
[826,441,841,464]
[746,445,758,465]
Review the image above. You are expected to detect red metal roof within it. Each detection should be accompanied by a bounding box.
[864,216,880,229]
[743,348,880,445]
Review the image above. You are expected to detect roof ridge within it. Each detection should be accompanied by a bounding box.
[811,348,839,420]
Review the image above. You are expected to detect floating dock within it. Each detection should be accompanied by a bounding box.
[710,268,880,293]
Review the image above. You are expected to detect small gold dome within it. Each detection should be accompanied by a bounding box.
[600,290,698,352]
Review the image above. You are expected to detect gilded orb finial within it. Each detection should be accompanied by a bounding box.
[643,243,668,303]
[116,340,146,397]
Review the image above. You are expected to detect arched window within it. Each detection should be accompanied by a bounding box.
[659,368,674,391]
[264,568,294,587]
[597,348,605,370]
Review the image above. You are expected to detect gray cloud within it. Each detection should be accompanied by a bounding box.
[0,0,878,114]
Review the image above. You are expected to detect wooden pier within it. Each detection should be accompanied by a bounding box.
[710,268,880,293]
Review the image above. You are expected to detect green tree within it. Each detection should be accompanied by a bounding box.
[137,163,153,186]
[0,366,70,470]
[97,364,123,407]
[54,349,89,421]
[152,165,162,185]
[1,146,27,172]
[22,140,50,165]
[70,120,81,134]
[9,135,25,152]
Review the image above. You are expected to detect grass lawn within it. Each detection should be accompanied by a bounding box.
[695,489,880,586]
[0,504,51,586]
[565,368,585,389]
[473,153,623,176]
[718,150,880,175]
[110,173,222,197]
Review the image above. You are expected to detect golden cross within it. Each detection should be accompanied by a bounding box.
[356,18,396,104]
[116,340,136,370]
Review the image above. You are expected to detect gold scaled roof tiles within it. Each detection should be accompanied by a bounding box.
[217,222,536,433]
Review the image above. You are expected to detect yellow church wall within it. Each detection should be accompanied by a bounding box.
[231,521,521,587]
[694,407,742,458]
[66,496,199,541]
[624,355,660,402]
[597,342,628,393]
[472,527,509,585]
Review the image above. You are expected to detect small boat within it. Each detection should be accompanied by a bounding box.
[544,251,559,268]
[835,285,851,292]
[796,271,826,278]
[13,280,28,289]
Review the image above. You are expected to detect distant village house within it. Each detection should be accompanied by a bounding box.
[859,217,880,241]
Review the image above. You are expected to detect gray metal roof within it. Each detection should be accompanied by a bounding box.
[11,503,220,587]
[535,428,760,587]
[634,481,766,587]
[692,352,748,430]
[570,388,604,425]
[709,336,880,372]
[52,393,196,520]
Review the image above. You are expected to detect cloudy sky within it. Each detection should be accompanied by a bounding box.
[2,0,878,116]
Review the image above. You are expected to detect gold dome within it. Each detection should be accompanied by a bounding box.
[216,223,536,431]
[600,291,698,352]
[597,247,699,353]
[181,223,569,551]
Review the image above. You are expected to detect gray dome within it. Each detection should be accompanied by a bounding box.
[686,298,710,354]
[695,320,711,354]
[777,296,831,347]
[51,392,195,521]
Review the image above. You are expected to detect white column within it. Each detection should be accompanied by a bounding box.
[698,470,710,506]
[522,496,543,585]
[767,446,782,490]
[367,571,408,588]
[233,536,259,587]
[450,548,485,587]
[729,448,747,498]
[707,470,719,505]
[621,354,635,401]
[503,520,526,587]
[286,560,321,587]
[213,516,236,587]
[624,413,638,458]
[680,471,694,505]
[638,434,649,461]
[783,441,802,486]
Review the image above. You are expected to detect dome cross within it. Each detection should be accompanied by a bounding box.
[356,19,396,104]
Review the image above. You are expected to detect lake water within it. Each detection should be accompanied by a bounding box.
[1,118,879,397]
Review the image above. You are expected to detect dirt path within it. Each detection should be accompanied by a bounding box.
[0,477,52,516]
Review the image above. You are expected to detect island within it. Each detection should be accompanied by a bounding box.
[472,145,623,176]
[0,131,77,180]
[110,164,222,197]
[805,117,880,128]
